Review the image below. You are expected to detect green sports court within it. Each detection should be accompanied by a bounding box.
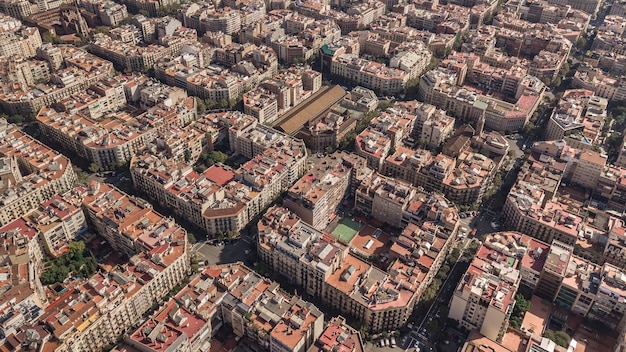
[331,218,362,243]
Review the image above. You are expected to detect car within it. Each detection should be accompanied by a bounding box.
[460,213,467,219]
[490,222,501,229]
[384,338,390,347]
[390,336,397,347]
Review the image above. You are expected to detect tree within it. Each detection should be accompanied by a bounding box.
[543,330,571,347]
[68,241,85,259]
[196,97,206,115]
[94,26,111,35]
[209,151,227,164]
[40,241,96,285]
[522,122,535,135]
[184,149,192,163]
[42,32,56,44]
[8,115,23,124]
[88,163,100,173]
[510,293,531,328]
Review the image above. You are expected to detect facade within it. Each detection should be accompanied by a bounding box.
[355,173,417,229]
[0,119,76,226]
[331,54,410,94]
[243,87,279,124]
[36,95,196,170]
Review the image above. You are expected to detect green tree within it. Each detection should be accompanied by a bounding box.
[8,115,23,124]
[184,149,192,163]
[209,151,227,164]
[42,32,56,44]
[88,163,100,173]
[68,241,85,259]
[93,26,111,35]
[187,232,197,245]
[543,330,571,347]
[196,97,206,115]
[522,122,535,134]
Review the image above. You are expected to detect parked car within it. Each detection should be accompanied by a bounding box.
[390,336,397,347]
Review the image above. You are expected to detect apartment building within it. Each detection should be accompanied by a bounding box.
[0,212,47,273]
[0,119,76,226]
[79,0,128,27]
[90,28,197,71]
[243,87,279,124]
[547,0,600,14]
[122,0,179,17]
[418,108,455,147]
[572,65,626,102]
[449,241,520,341]
[36,95,196,170]
[0,46,114,116]
[186,67,250,102]
[131,123,307,236]
[330,54,410,94]
[0,14,42,58]
[0,180,191,352]
[382,147,496,206]
[121,262,326,352]
[545,89,607,148]
[178,4,242,35]
[503,173,580,246]
[257,206,435,332]
[418,68,543,132]
[52,84,127,121]
[0,235,46,345]
[309,316,365,352]
[44,235,189,351]
[283,152,368,230]
[153,127,205,163]
[382,146,433,186]
[355,173,417,228]
[0,0,35,19]
[0,55,50,88]
[588,263,626,332]
[24,194,88,257]
[568,149,607,189]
